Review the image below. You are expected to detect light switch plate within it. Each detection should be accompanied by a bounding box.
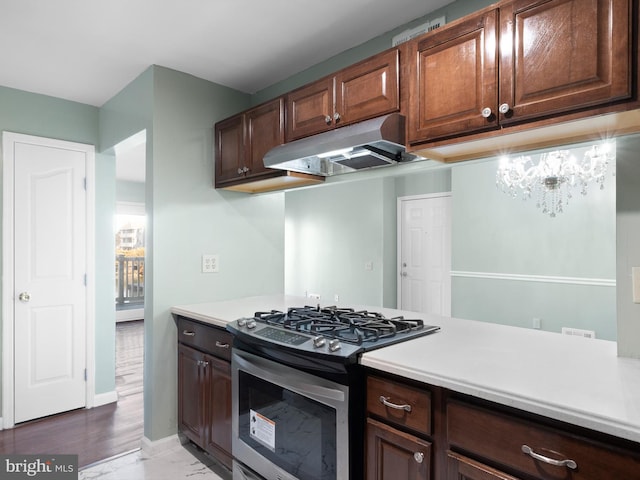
[633,267,640,303]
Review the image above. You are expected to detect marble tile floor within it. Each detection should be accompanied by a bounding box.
[79,442,232,480]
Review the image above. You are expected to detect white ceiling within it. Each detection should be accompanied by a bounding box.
[2,0,453,183]
[1,0,453,107]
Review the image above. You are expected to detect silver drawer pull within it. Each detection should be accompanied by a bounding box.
[379,396,412,412]
[521,445,577,470]
[182,330,196,336]
[413,452,424,464]
[215,341,230,349]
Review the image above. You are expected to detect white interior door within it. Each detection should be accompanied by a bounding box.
[9,135,90,423]
[398,194,452,316]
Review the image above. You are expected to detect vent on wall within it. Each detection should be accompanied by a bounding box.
[561,327,596,339]
[392,16,446,46]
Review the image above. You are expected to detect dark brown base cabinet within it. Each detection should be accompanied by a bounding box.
[177,317,232,470]
[366,372,640,480]
[366,418,432,480]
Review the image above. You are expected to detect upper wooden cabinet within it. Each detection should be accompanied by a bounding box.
[287,48,400,141]
[408,0,633,145]
[407,9,499,143]
[214,97,285,187]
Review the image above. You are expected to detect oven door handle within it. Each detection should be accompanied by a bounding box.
[233,350,346,403]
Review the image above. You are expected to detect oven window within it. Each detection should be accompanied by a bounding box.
[238,370,337,480]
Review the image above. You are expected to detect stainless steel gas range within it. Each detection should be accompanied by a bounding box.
[226,305,439,480]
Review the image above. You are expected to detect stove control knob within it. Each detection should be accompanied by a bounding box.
[237,318,247,327]
[328,339,341,352]
[246,319,257,330]
[313,336,326,348]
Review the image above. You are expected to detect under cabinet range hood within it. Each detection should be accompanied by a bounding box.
[263,113,423,176]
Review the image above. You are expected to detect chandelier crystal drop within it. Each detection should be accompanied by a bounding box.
[496,143,614,218]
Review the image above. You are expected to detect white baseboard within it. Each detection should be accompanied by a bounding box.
[140,434,182,458]
[116,308,144,322]
[94,390,118,407]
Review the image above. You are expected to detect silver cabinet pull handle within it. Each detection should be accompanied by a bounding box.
[521,445,577,470]
[413,452,424,463]
[333,112,341,122]
[379,395,412,412]
[325,115,332,125]
[182,330,195,336]
[215,341,230,349]
[481,107,492,118]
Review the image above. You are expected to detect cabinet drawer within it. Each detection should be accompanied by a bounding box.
[447,401,640,480]
[367,375,431,436]
[177,317,232,361]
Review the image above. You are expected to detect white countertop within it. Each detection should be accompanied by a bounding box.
[170,296,640,444]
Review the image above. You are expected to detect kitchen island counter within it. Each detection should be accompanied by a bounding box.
[171,295,308,328]
[362,307,640,445]
[171,297,640,444]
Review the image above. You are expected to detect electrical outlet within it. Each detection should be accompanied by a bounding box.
[334,294,340,303]
[364,261,373,271]
[202,254,219,273]
[308,293,321,301]
[532,317,541,329]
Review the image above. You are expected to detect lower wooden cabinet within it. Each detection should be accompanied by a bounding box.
[366,371,640,480]
[366,417,431,480]
[447,451,520,480]
[177,317,232,470]
[447,400,640,480]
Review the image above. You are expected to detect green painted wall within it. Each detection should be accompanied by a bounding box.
[117,180,145,204]
[0,85,116,398]
[101,65,283,441]
[450,144,617,340]
[616,134,640,358]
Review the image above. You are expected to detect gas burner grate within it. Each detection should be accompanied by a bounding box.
[253,306,426,345]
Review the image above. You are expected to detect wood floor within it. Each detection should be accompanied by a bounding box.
[0,320,144,468]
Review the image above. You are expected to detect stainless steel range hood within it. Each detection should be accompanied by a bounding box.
[263,113,422,176]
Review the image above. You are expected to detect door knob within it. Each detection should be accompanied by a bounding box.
[401,272,408,277]
[18,292,31,302]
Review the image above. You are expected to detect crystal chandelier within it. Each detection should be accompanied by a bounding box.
[496,143,614,217]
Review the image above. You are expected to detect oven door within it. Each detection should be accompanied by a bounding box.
[232,348,349,480]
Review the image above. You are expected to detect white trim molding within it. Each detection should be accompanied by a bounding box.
[450,270,616,287]
[93,391,118,407]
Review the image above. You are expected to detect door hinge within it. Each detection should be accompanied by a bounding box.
[84,369,87,381]
[84,274,87,286]
[83,177,87,190]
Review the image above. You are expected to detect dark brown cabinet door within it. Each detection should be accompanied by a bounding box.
[408,9,499,143]
[287,48,401,142]
[245,97,285,178]
[366,417,431,480]
[447,452,521,480]
[177,344,205,446]
[286,77,335,141]
[336,48,400,127]
[499,0,632,125]
[204,355,233,469]
[214,114,244,185]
